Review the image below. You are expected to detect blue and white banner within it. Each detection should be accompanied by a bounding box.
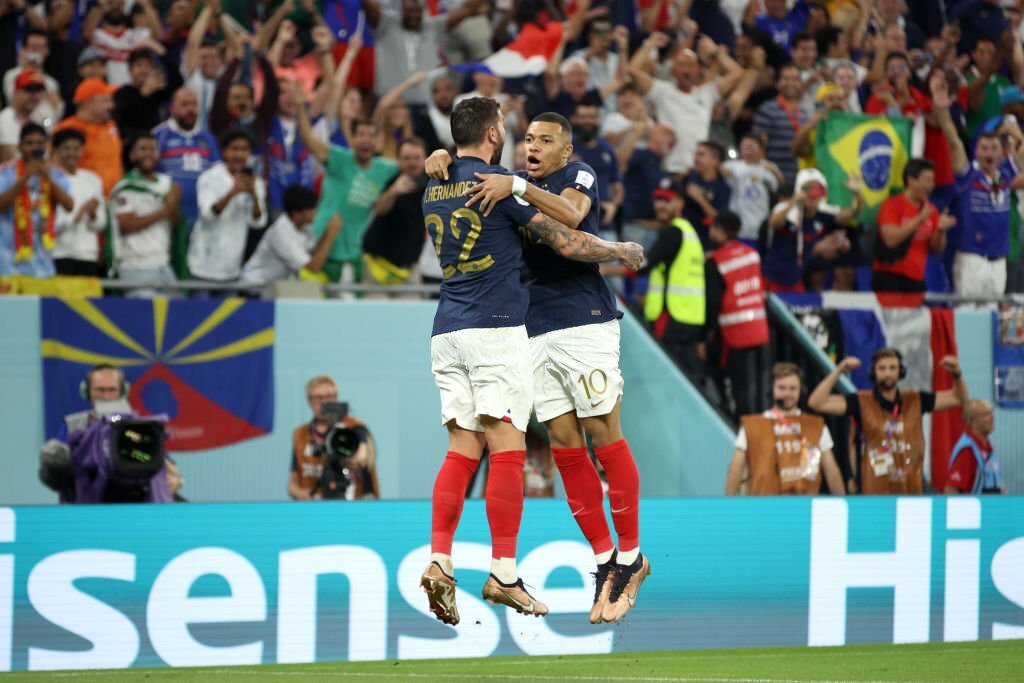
[1,498,1022,671]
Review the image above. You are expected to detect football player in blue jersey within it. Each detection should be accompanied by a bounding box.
[420,97,643,627]
[425,112,651,623]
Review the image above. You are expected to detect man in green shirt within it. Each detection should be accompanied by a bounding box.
[964,37,1011,139]
[295,88,397,283]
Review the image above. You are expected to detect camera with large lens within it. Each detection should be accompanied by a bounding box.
[314,402,361,500]
[104,416,166,502]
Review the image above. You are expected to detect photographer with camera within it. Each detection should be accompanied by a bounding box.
[289,375,378,501]
[40,364,172,504]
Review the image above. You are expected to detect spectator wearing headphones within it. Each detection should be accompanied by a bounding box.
[38,364,130,501]
[808,348,968,494]
[726,362,845,495]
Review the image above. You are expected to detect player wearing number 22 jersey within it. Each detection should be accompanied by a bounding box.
[419,97,643,628]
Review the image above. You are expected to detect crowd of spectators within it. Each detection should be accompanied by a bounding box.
[0,0,1021,300]
[0,0,1019,417]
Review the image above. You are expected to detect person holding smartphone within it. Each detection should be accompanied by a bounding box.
[113,48,181,143]
[188,127,268,282]
[0,123,74,277]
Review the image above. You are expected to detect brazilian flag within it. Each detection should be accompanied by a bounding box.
[814,112,913,225]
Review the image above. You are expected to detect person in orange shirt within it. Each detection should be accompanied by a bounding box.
[53,79,123,197]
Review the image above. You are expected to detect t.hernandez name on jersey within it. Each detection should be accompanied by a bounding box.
[425,155,539,336]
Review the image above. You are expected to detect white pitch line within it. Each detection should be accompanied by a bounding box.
[41,672,939,683]
[31,644,1024,681]
[479,645,1021,667]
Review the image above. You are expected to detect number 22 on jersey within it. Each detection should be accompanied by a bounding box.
[425,207,494,280]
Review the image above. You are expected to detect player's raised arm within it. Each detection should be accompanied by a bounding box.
[466,173,590,227]
[524,213,643,268]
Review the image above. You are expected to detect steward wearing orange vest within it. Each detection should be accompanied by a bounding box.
[727,362,846,495]
[808,348,969,494]
[706,211,770,416]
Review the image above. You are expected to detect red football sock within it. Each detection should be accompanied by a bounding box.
[551,446,614,556]
[594,439,640,552]
[485,450,526,559]
[431,451,479,555]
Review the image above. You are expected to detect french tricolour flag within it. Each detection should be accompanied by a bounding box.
[452,21,564,78]
[777,291,963,490]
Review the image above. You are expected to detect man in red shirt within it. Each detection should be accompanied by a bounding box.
[946,399,1003,495]
[872,158,957,292]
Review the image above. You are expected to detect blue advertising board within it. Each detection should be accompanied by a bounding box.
[1,497,1022,671]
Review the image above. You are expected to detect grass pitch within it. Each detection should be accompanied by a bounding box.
[8,640,1021,682]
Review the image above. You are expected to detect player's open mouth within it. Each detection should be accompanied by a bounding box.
[526,155,542,172]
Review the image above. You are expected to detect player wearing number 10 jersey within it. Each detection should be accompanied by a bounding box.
[419,97,643,627]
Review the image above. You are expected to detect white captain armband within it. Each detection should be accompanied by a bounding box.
[512,175,528,198]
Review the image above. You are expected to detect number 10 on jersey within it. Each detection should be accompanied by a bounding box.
[425,208,494,280]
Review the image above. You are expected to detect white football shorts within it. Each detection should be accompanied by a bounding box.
[430,325,533,433]
[530,320,624,423]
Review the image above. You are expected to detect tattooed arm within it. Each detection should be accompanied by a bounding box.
[524,213,644,269]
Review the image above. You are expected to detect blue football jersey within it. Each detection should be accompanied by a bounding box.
[425,156,539,336]
[521,161,621,337]
[153,122,220,224]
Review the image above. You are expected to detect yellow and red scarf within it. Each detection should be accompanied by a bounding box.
[13,158,55,262]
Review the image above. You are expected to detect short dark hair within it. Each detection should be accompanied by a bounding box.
[871,346,903,369]
[573,94,602,112]
[219,126,255,151]
[228,81,254,98]
[532,111,573,139]
[128,48,156,67]
[86,363,125,393]
[884,51,909,68]
[19,122,47,142]
[815,26,842,55]
[24,28,47,44]
[619,81,643,96]
[283,184,318,214]
[977,131,1002,146]
[903,158,934,184]
[713,210,741,236]
[698,140,726,162]
[451,97,501,147]
[792,31,816,48]
[772,362,804,386]
[740,131,766,148]
[398,136,428,154]
[777,62,801,79]
[973,36,997,51]
[129,132,157,152]
[352,118,376,136]
[52,128,86,148]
